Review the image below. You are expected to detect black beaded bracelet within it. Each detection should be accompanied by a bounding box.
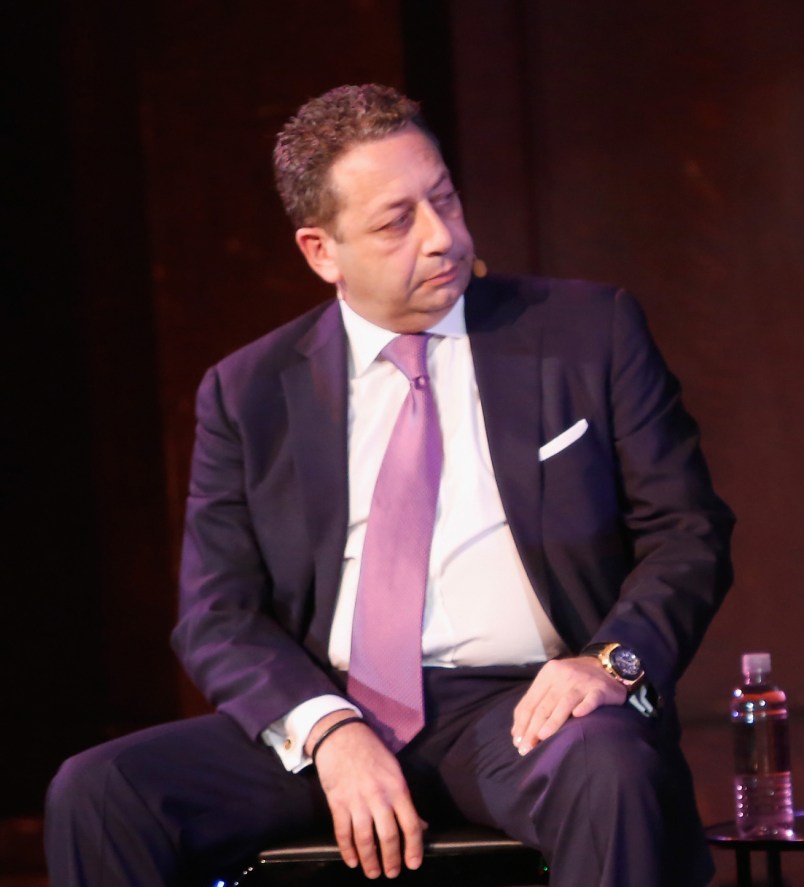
[310,716,366,765]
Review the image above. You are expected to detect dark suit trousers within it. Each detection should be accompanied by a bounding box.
[45,667,713,887]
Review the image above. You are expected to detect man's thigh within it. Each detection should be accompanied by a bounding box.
[435,690,665,839]
[47,712,330,884]
[416,679,711,886]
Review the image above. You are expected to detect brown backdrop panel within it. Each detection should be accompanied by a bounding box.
[137,0,407,714]
[5,2,113,813]
[61,0,179,738]
[452,0,804,715]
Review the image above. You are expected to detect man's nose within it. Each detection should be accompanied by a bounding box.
[419,202,454,254]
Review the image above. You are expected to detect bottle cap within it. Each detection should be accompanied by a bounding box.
[742,652,771,681]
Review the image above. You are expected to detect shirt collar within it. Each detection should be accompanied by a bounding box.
[338,296,467,377]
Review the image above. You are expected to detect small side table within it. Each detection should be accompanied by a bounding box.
[705,812,804,887]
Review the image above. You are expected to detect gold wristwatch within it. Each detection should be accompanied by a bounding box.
[582,642,645,690]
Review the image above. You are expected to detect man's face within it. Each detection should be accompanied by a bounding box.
[296,125,474,333]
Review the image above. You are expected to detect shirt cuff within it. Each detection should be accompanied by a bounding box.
[261,695,362,772]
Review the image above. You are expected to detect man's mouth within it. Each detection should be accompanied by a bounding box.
[424,265,459,286]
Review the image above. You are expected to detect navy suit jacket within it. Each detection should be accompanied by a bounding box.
[172,274,734,741]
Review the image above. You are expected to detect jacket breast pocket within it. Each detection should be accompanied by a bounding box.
[538,418,589,462]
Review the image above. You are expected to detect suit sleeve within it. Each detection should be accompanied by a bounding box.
[588,289,735,698]
[171,366,341,741]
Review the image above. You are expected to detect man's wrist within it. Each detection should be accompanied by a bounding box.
[310,716,367,764]
[303,709,364,758]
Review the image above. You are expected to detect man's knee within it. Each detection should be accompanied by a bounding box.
[525,705,664,806]
[46,742,123,825]
[572,706,661,781]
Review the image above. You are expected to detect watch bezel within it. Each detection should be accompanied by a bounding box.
[609,645,644,681]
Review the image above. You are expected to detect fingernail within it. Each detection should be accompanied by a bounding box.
[513,735,522,746]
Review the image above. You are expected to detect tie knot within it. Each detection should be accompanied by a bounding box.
[382,334,431,384]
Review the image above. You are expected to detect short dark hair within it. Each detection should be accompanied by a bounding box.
[273,84,434,230]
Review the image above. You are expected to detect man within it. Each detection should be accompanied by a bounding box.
[46,84,734,887]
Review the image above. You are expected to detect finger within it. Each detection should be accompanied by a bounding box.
[511,699,532,742]
[517,692,575,753]
[331,804,360,870]
[372,806,404,878]
[512,662,561,736]
[395,800,425,871]
[533,696,575,743]
[514,681,563,751]
[351,810,383,879]
[512,685,547,746]
[573,679,626,717]
[571,686,607,718]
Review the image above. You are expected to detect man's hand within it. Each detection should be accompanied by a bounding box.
[306,711,426,879]
[511,657,627,754]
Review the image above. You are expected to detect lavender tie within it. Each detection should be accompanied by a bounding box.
[347,334,443,751]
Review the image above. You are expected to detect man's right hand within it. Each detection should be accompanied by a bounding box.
[305,711,426,879]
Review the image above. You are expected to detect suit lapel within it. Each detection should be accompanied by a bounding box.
[281,301,349,661]
[466,277,555,621]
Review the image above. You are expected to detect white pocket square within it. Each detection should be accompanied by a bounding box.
[538,419,589,462]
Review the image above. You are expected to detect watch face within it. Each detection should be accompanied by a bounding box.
[610,646,643,680]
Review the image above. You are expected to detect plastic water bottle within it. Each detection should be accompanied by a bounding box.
[731,652,795,838]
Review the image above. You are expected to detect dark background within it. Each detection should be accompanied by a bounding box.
[5,0,803,851]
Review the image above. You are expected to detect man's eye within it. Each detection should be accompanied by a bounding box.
[382,212,411,231]
[433,190,459,210]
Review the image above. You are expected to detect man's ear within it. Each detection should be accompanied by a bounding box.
[295,227,341,284]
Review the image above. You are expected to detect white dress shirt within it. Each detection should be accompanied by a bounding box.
[263,296,566,770]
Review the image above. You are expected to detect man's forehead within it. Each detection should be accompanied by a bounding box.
[330,128,450,208]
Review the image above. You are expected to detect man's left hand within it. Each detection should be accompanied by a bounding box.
[511,657,627,754]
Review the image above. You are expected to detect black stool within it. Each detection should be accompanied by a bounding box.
[223,824,549,885]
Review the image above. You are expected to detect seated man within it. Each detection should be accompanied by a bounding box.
[46,83,734,887]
